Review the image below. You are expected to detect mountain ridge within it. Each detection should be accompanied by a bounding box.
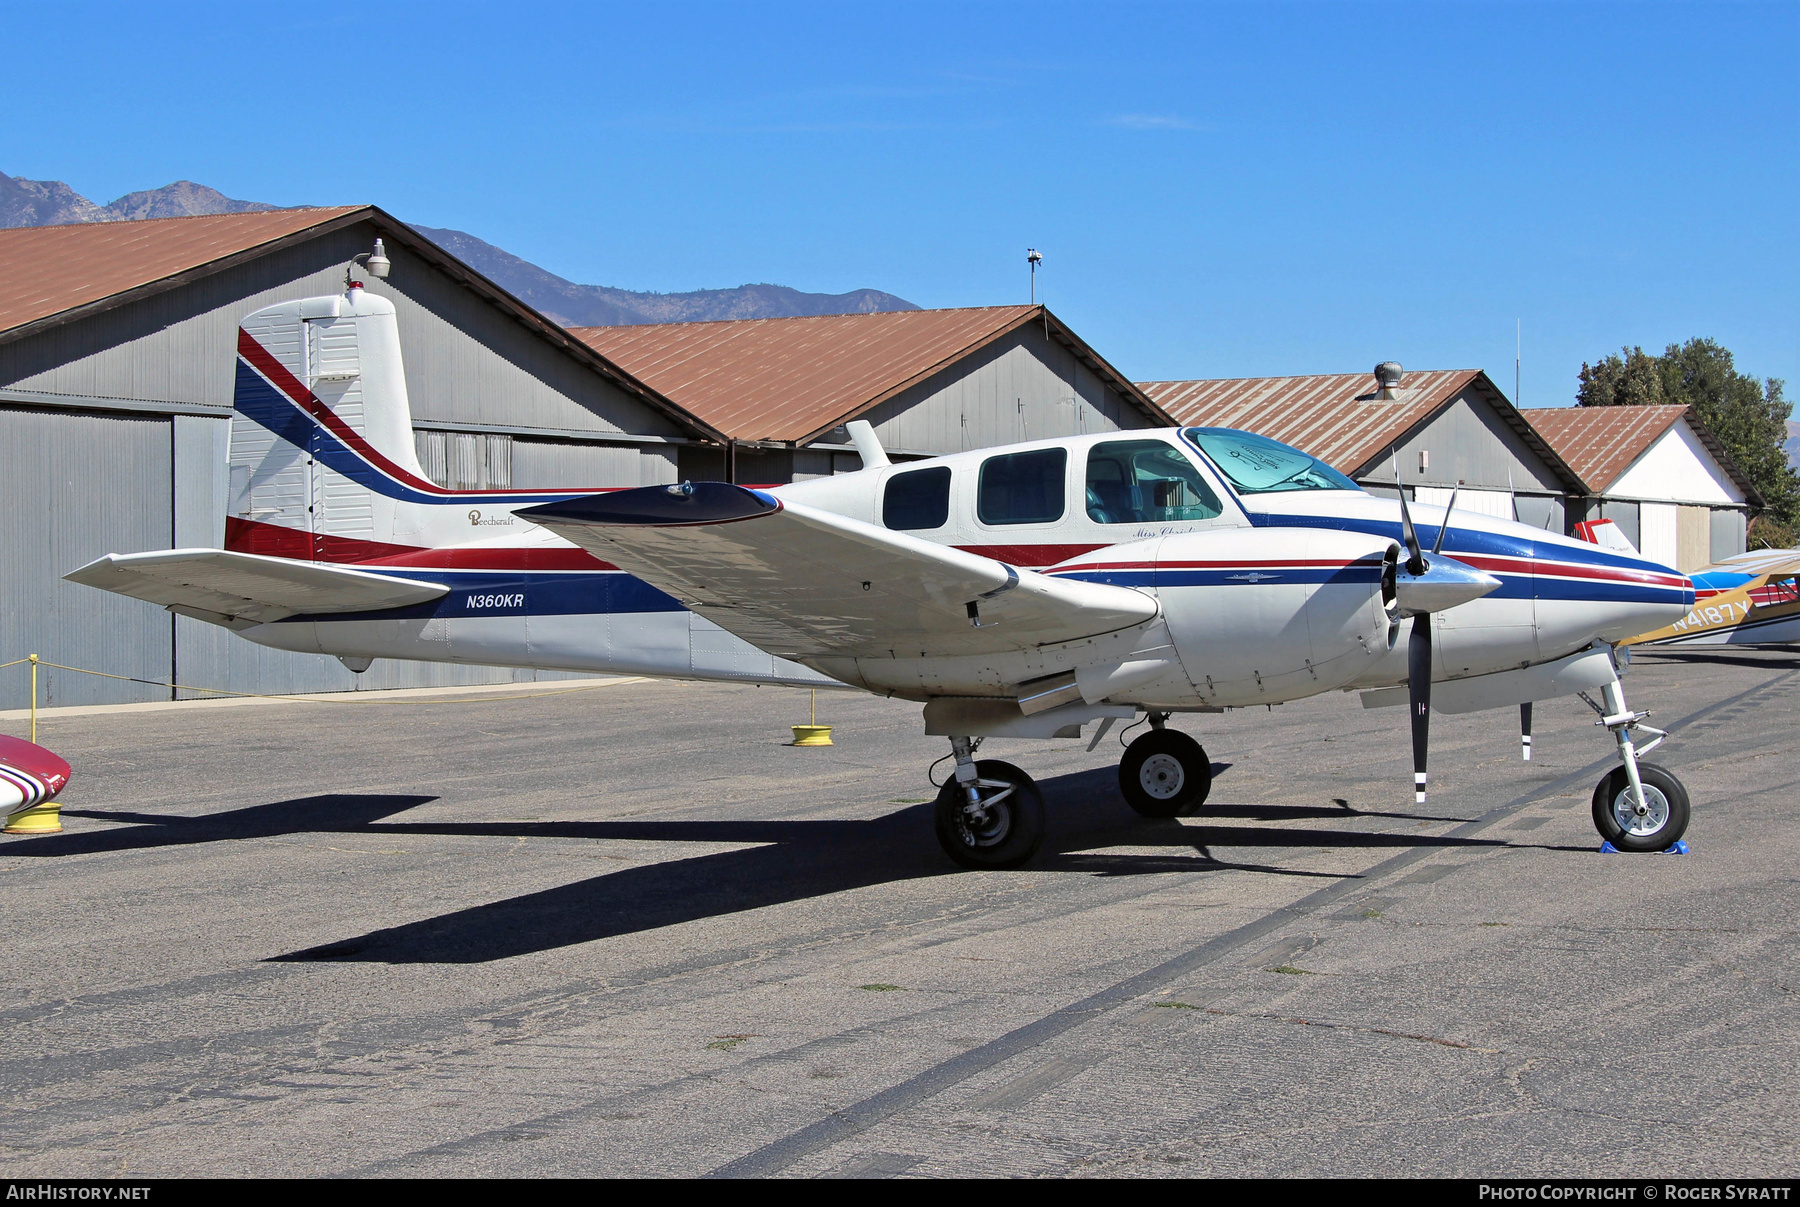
[0,171,918,326]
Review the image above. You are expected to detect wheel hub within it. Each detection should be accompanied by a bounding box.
[1614,783,1670,837]
[1139,752,1186,800]
[957,780,1017,848]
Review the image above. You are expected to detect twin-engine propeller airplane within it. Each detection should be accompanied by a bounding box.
[68,287,1698,866]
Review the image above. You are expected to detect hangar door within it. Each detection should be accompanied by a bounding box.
[0,407,174,707]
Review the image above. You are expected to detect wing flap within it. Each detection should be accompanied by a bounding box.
[519,483,1157,658]
[64,549,448,624]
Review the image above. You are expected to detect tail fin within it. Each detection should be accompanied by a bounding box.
[1572,518,1641,556]
[229,286,439,560]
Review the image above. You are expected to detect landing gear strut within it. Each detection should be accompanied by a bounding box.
[1119,713,1212,818]
[933,736,1045,869]
[1583,664,1689,852]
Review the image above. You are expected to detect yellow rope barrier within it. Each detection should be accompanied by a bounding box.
[3,655,649,720]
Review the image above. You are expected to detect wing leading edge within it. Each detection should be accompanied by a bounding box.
[519,483,1158,659]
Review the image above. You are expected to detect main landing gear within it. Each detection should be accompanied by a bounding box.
[934,736,1045,869]
[1119,712,1212,818]
[933,715,1216,869]
[1582,666,1689,852]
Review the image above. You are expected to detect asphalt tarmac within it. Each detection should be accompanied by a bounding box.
[1,648,1796,1178]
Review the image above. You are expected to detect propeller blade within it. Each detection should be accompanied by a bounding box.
[1391,453,1425,575]
[1432,487,1460,555]
[1519,701,1533,762]
[1409,611,1432,804]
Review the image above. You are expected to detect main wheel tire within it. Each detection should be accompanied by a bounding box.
[934,759,1045,870]
[1591,762,1689,852]
[1119,728,1212,818]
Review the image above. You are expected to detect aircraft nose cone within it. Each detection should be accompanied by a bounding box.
[1393,554,1504,615]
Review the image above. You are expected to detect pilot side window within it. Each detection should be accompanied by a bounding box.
[882,466,952,530]
[978,448,1067,525]
[1085,440,1224,524]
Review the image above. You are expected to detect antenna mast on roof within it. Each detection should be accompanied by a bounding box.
[1516,320,1521,406]
[1027,248,1042,305]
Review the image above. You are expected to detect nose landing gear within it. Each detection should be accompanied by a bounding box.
[1582,665,1689,852]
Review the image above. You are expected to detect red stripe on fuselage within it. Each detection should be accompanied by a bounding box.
[955,543,1106,567]
[223,518,618,571]
[1458,553,1687,588]
[1051,556,1379,573]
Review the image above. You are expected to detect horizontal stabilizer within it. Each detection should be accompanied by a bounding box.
[65,549,448,626]
[519,483,1158,659]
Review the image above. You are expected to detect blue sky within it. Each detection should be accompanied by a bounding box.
[3,1,1793,405]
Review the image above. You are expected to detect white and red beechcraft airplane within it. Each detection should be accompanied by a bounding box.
[67,286,1698,865]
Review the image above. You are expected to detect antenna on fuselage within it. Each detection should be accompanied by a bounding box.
[845,420,890,470]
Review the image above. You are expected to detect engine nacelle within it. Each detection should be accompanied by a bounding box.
[1060,527,1397,707]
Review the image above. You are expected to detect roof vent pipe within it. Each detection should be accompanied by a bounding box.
[1374,362,1404,401]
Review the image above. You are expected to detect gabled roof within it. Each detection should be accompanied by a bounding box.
[571,305,1175,445]
[1522,405,1760,504]
[0,207,723,442]
[1140,369,1582,490]
[0,207,367,337]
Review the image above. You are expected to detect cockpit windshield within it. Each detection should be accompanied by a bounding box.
[1180,427,1363,495]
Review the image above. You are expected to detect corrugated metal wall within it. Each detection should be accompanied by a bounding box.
[1710,509,1747,564]
[857,325,1147,456]
[0,408,173,708]
[1376,394,1567,494]
[0,223,686,441]
[0,221,708,705]
[509,438,678,489]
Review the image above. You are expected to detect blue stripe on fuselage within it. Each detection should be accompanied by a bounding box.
[234,361,586,508]
[275,569,684,622]
[1053,564,1386,589]
[1243,510,1648,572]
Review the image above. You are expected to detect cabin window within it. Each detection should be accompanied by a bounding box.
[1181,427,1361,494]
[978,448,1067,525]
[882,466,952,530]
[1085,441,1224,524]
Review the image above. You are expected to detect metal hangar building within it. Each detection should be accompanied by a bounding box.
[0,208,721,707]
[573,305,1175,483]
[1139,366,1583,530]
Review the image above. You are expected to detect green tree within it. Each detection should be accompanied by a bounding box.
[1577,346,1667,407]
[1577,338,1798,532]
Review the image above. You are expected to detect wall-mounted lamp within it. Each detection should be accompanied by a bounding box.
[346,238,392,289]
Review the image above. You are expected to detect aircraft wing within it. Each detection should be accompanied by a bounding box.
[1698,549,1800,578]
[64,549,448,627]
[519,484,1158,658]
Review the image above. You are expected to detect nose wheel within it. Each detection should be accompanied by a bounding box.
[1581,659,1689,852]
[1119,726,1212,817]
[1592,762,1689,852]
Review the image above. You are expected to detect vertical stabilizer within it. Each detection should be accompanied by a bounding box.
[229,286,427,559]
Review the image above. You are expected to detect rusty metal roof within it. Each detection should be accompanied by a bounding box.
[0,207,367,337]
[0,207,723,442]
[572,305,1173,445]
[1522,405,1759,503]
[1139,369,1580,490]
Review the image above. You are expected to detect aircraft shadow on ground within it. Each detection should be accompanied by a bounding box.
[17,768,1506,964]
